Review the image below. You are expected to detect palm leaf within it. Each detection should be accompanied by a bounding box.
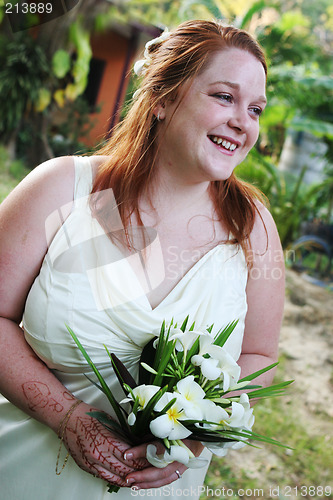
[66,324,127,429]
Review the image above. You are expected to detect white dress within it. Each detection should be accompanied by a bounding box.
[0,156,248,500]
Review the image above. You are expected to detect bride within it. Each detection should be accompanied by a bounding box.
[0,19,284,499]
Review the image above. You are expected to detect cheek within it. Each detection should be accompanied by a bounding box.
[247,124,260,149]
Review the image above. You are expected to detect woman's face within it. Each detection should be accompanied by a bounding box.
[155,48,267,186]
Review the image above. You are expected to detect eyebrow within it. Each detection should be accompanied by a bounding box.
[210,80,267,104]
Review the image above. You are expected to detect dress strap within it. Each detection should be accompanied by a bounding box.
[73,156,93,201]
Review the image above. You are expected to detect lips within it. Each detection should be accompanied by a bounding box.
[209,135,240,152]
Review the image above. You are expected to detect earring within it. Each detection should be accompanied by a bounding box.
[156,112,161,122]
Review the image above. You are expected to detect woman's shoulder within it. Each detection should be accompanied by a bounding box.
[1,154,109,214]
[0,156,75,321]
[250,200,282,257]
[88,155,109,180]
[1,156,76,216]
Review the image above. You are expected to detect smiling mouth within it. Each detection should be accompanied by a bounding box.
[209,135,238,151]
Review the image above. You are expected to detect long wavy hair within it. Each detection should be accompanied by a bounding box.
[92,19,268,263]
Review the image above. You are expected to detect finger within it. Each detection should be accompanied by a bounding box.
[74,418,139,474]
[125,462,187,489]
[123,440,164,467]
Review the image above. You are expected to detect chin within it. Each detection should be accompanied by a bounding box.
[209,168,236,182]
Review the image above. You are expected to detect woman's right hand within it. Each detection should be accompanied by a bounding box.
[63,402,147,487]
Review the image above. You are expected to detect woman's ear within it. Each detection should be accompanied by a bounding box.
[153,102,166,121]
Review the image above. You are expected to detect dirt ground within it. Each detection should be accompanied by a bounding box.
[208,268,333,498]
[282,269,333,419]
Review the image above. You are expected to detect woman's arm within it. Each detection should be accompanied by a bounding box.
[238,203,285,387]
[0,157,141,486]
[0,156,75,423]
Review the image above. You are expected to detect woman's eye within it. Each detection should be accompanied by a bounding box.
[214,93,233,103]
[250,106,263,117]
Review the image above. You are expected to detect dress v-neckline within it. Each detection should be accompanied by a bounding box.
[145,244,223,311]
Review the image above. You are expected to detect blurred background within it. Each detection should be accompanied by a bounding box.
[0,1,332,498]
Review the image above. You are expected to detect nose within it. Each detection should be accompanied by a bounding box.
[227,105,248,133]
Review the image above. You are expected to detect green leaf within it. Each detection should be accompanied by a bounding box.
[289,116,333,139]
[180,315,189,331]
[213,320,238,347]
[239,0,275,30]
[238,362,278,383]
[247,380,294,399]
[66,325,127,429]
[52,50,71,79]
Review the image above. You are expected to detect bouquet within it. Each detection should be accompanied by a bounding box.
[67,318,292,493]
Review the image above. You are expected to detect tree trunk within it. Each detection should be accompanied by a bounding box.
[24,112,54,168]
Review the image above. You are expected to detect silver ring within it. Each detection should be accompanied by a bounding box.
[175,469,182,480]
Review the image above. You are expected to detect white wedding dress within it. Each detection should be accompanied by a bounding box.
[0,156,248,499]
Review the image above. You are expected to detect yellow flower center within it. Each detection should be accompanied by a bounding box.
[167,407,182,422]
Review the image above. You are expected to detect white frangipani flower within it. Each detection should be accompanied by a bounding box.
[146,444,208,469]
[133,28,170,77]
[144,28,169,59]
[128,412,136,426]
[121,384,160,409]
[200,394,254,432]
[191,335,241,390]
[199,402,230,430]
[168,328,207,353]
[150,393,191,440]
[204,440,247,457]
[175,375,211,420]
[228,394,254,430]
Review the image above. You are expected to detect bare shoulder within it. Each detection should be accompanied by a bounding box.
[249,200,283,258]
[1,155,75,213]
[89,154,110,178]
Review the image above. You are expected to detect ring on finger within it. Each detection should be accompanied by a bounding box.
[175,470,182,480]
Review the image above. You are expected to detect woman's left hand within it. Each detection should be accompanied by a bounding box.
[123,439,204,489]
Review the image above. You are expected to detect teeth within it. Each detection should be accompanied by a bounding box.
[211,136,237,151]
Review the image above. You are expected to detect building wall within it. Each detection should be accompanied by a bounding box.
[82,30,131,148]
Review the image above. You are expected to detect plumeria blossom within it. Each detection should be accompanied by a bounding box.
[167,327,208,353]
[199,397,253,458]
[201,394,254,432]
[146,444,208,469]
[150,393,192,440]
[133,29,169,77]
[191,336,241,390]
[199,403,230,431]
[121,384,160,408]
[204,439,247,457]
[175,375,212,420]
[228,394,255,430]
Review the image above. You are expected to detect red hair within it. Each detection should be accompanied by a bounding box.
[92,20,268,263]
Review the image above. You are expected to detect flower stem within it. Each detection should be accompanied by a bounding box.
[175,439,195,458]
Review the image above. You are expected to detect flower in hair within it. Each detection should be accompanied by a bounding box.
[133,28,170,77]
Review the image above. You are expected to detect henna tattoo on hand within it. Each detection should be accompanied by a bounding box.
[65,415,137,485]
